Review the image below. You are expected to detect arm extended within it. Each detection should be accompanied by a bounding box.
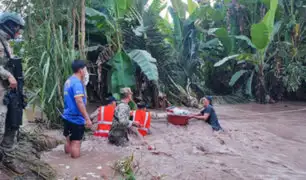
[193,113,210,121]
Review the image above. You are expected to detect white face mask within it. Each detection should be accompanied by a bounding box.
[83,68,90,86]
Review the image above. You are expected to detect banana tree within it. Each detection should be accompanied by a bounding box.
[85,0,159,100]
[214,0,279,103]
[275,0,306,93]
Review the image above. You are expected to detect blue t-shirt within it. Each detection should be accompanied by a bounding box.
[62,76,86,125]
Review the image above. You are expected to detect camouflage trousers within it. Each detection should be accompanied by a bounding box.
[108,127,129,146]
[108,126,144,146]
[0,85,16,163]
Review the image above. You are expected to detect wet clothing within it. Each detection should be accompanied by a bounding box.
[0,29,19,167]
[63,119,85,141]
[200,105,222,131]
[62,76,86,125]
[108,102,133,146]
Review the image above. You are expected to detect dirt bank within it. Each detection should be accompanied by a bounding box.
[42,102,306,180]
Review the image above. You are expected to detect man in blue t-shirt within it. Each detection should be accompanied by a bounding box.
[192,96,223,131]
[62,59,92,158]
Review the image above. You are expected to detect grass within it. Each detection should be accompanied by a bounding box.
[113,153,138,180]
[24,19,79,126]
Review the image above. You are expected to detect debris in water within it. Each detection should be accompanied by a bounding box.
[85,172,101,178]
[86,172,95,176]
[148,171,167,180]
[148,145,156,150]
[97,166,102,170]
[196,146,207,152]
[65,165,70,169]
[218,138,225,145]
[92,174,100,178]
[151,175,167,180]
[151,151,173,158]
[113,153,137,179]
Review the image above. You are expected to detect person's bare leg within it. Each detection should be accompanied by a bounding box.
[70,140,81,158]
[64,137,71,154]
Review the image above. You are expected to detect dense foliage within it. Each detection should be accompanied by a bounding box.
[1,0,305,124]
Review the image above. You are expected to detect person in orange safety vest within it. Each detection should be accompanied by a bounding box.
[90,96,117,137]
[131,102,151,136]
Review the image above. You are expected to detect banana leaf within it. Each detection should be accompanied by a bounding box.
[168,7,183,51]
[187,0,198,15]
[262,0,278,36]
[128,49,159,81]
[229,70,248,86]
[111,51,136,94]
[250,0,278,50]
[208,28,232,55]
[170,0,187,19]
[245,71,254,97]
[251,22,269,50]
[214,54,240,67]
[85,7,115,30]
[234,35,256,49]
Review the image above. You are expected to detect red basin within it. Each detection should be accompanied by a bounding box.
[167,113,191,125]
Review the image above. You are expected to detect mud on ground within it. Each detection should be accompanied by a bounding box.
[42,101,306,180]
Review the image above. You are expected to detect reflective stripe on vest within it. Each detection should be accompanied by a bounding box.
[98,106,113,125]
[95,130,109,133]
[98,121,112,125]
[132,111,137,122]
[139,127,148,132]
[100,106,105,121]
[141,112,149,131]
[133,111,149,132]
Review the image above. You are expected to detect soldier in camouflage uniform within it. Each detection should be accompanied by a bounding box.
[0,12,26,174]
[108,88,142,146]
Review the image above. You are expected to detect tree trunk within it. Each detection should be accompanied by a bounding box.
[72,7,76,48]
[152,82,159,109]
[80,0,86,59]
[256,64,266,104]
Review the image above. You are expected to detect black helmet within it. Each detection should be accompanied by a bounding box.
[0,12,25,38]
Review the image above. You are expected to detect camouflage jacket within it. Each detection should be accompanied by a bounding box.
[0,29,13,82]
[108,102,133,145]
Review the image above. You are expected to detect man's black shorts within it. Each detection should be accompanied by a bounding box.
[63,119,85,141]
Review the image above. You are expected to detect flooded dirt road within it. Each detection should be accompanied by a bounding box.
[42,102,306,180]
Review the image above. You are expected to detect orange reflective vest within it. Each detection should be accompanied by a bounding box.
[94,105,115,137]
[132,110,151,136]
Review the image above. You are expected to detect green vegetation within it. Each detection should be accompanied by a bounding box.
[1,0,305,124]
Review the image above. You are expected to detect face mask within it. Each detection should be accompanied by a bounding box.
[83,68,90,86]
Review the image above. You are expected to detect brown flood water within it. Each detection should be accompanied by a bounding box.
[41,101,306,180]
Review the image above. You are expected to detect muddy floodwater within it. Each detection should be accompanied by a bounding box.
[41,102,306,180]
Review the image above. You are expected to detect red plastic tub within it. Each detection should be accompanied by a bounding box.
[167,113,191,125]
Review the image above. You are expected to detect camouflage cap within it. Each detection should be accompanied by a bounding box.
[120,87,132,95]
[0,12,25,27]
